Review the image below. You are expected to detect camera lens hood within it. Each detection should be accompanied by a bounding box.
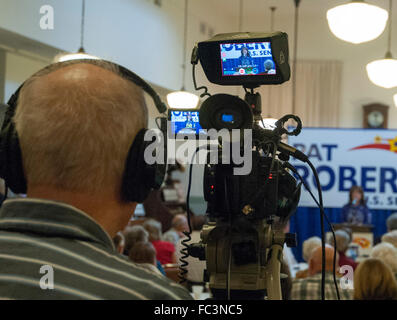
[199,94,253,131]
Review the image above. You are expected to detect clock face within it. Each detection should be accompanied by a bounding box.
[367,111,384,128]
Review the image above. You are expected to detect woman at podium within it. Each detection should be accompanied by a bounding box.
[341,186,372,225]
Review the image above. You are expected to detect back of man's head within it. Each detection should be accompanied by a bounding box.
[371,242,397,273]
[302,236,322,262]
[14,60,148,198]
[308,245,338,276]
[382,230,397,248]
[129,241,157,265]
[387,213,397,232]
[172,214,188,231]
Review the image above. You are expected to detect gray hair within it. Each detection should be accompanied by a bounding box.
[382,230,397,248]
[387,213,397,231]
[172,214,187,228]
[302,236,322,262]
[123,225,149,254]
[327,229,350,253]
[143,219,162,241]
[14,59,147,195]
[371,242,397,273]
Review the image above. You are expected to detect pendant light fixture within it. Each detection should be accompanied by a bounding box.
[366,0,397,89]
[327,0,388,44]
[166,0,199,109]
[55,0,99,62]
[270,7,276,32]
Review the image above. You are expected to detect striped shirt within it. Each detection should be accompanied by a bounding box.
[0,198,192,300]
[291,272,353,300]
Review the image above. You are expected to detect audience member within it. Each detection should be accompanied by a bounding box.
[129,241,161,275]
[143,219,177,265]
[291,246,352,300]
[295,236,321,279]
[354,258,397,300]
[113,231,125,254]
[163,214,189,246]
[0,60,191,299]
[328,229,358,270]
[386,213,397,232]
[124,224,166,275]
[370,242,397,276]
[382,230,397,248]
[123,225,149,255]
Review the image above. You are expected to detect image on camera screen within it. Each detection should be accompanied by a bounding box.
[220,41,277,76]
[170,110,205,135]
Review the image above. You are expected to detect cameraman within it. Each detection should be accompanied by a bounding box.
[0,60,191,299]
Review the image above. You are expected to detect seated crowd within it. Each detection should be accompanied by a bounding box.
[112,213,208,294]
[118,211,397,300]
[288,212,397,300]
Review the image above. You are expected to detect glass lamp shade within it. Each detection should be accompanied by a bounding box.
[166,91,199,109]
[394,93,397,107]
[54,51,99,63]
[366,58,397,88]
[327,2,388,44]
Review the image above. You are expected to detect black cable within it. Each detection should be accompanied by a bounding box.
[192,64,211,99]
[222,176,233,300]
[79,0,86,51]
[178,146,205,283]
[286,162,340,300]
[306,159,326,300]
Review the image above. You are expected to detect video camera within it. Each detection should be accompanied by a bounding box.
[174,32,305,300]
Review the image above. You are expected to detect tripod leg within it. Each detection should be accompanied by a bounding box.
[265,243,283,300]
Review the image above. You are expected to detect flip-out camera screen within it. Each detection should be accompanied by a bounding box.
[169,110,205,136]
[220,41,276,76]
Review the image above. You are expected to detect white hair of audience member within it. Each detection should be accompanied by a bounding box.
[327,229,350,253]
[387,213,397,232]
[370,242,397,273]
[381,230,397,249]
[13,60,147,194]
[143,219,163,241]
[302,236,322,262]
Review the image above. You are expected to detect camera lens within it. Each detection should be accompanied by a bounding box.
[221,114,234,123]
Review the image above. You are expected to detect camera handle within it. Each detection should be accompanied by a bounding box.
[244,89,262,123]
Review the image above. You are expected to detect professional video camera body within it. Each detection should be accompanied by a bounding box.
[172,32,306,300]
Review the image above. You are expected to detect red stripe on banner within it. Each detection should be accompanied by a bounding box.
[349,144,391,151]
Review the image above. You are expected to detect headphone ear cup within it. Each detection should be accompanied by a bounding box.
[122,129,166,203]
[0,116,27,194]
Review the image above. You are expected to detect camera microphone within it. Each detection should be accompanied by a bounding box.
[253,125,308,163]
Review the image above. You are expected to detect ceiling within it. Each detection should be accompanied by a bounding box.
[219,0,392,20]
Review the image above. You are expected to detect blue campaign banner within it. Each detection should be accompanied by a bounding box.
[288,128,397,210]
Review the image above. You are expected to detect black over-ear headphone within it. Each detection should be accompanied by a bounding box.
[0,59,167,203]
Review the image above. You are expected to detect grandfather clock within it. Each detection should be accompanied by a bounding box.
[362,103,389,129]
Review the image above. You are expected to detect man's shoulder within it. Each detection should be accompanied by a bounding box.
[0,231,191,300]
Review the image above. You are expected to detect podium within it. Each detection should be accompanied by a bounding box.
[331,223,374,262]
